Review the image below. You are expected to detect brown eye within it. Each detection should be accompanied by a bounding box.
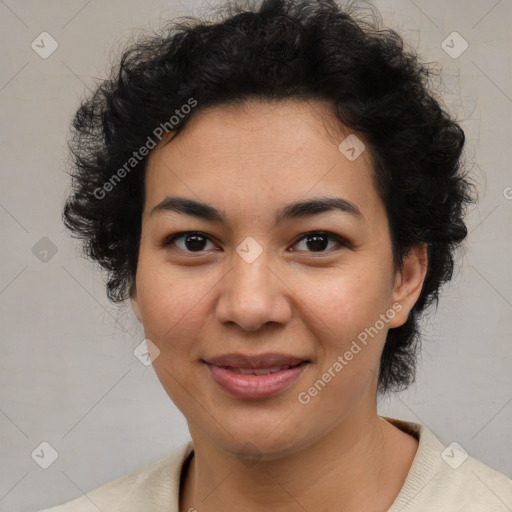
[290,232,347,253]
[162,230,348,255]
[163,232,217,252]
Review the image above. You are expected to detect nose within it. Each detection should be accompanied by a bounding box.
[215,251,292,332]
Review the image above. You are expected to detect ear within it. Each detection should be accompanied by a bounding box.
[130,284,143,324]
[388,244,428,328]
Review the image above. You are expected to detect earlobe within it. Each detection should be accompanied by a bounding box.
[388,244,428,328]
[130,286,143,324]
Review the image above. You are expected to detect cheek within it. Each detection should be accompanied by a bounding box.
[135,263,212,407]
[135,262,210,350]
[304,265,393,336]
[296,263,395,387]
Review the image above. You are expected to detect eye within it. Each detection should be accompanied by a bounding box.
[290,231,347,254]
[162,232,217,253]
[161,230,348,255]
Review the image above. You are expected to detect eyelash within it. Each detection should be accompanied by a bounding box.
[161,231,349,255]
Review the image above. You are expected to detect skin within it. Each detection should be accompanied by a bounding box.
[131,98,428,512]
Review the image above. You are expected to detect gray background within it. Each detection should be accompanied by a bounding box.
[0,0,511,510]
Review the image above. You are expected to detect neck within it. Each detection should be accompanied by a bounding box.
[180,408,418,512]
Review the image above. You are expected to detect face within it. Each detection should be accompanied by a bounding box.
[131,99,426,459]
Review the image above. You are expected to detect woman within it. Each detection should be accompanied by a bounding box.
[41,0,512,510]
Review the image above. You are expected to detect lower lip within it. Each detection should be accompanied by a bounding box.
[206,363,308,400]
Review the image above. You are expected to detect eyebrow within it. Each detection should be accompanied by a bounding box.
[149,195,362,224]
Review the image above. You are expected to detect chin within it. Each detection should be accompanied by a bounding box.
[199,410,326,461]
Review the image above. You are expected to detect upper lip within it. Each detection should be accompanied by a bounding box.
[203,353,310,369]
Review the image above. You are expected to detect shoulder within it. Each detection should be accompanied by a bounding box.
[386,418,512,512]
[38,441,194,512]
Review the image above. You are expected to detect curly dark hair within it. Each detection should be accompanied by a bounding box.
[63,0,474,394]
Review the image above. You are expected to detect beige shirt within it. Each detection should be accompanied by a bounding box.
[39,418,512,511]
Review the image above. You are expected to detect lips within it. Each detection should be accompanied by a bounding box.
[204,353,307,369]
[228,364,300,375]
[203,353,310,400]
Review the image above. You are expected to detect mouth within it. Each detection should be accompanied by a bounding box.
[202,353,310,400]
[221,362,305,375]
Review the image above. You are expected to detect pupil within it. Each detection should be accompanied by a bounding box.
[307,234,328,252]
[186,234,206,251]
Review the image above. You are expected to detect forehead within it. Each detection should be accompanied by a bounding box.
[143,99,381,222]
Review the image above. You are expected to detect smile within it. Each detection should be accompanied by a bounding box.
[204,359,309,400]
[224,364,300,375]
